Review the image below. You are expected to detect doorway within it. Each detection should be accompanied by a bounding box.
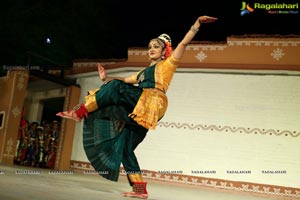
[38,97,65,169]
[14,97,65,168]
[41,97,65,124]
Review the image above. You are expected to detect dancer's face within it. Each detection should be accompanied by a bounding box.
[148,39,164,61]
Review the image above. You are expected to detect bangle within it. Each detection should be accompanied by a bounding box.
[190,25,199,34]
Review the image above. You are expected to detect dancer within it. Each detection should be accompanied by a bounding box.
[57,15,218,199]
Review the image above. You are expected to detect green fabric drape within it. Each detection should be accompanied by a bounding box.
[82,80,148,182]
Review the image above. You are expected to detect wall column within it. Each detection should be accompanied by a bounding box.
[0,69,29,164]
[55,85,81,170]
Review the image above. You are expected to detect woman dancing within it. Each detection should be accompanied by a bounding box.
[57,15,218,199]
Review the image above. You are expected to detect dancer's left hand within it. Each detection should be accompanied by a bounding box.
[198,16,218,24]
[97,63,106,81]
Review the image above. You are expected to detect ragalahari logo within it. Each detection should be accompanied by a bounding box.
[240,2,255,16]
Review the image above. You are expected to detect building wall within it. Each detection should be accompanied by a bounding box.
[24,88,66,123]
[137,70,300,186]
[126,37,300,70]
[71,68,300,184]
[70,37,300,196]
[0,70,29,164]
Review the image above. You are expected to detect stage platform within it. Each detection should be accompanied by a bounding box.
[0,164,297,200]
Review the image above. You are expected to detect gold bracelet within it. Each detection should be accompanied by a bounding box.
[190,25,199,34]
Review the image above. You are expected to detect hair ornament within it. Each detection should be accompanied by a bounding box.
[158,33,172,58]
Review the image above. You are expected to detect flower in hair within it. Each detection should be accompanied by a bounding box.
[164,42,172,58]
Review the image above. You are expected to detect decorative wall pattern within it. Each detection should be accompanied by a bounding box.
[3,137,14,159]
[72,37,300,71]
[128,51,148,56]
[227,40,300,47]
[195,51,207,62]
[187,45,227,51]
[0,70,29,164]
[70,160,300,198]
[17,71,28,90]
[271,48,285,60]
[11,106,21,118]
[157,122,300,137]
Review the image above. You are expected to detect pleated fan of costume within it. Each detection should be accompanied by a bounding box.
[83,105,147,181]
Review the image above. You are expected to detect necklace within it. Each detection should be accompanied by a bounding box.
[150,58,163,66]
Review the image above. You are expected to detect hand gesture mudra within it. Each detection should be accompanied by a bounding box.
[97,63,106,81]
[198,16,218,24]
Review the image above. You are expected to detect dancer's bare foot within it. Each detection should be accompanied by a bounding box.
[121,182,148,199]
[56,103,88,122]
[121,191,148,199]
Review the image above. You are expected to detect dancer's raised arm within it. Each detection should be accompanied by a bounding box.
[172,15,218,60]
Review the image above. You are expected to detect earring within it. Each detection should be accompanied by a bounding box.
[161,55,165,60]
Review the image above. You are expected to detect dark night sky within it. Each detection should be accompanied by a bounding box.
[0,0,299,68]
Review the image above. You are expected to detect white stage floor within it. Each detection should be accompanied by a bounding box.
[0,164,297,200]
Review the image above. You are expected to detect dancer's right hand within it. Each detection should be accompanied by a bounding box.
[97,63,106,81]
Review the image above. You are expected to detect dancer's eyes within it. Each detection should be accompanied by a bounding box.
[148,45,160,50]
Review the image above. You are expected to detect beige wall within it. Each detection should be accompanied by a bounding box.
[70,37,300,197]
[70,68,300,187]
[137,71,300,186]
